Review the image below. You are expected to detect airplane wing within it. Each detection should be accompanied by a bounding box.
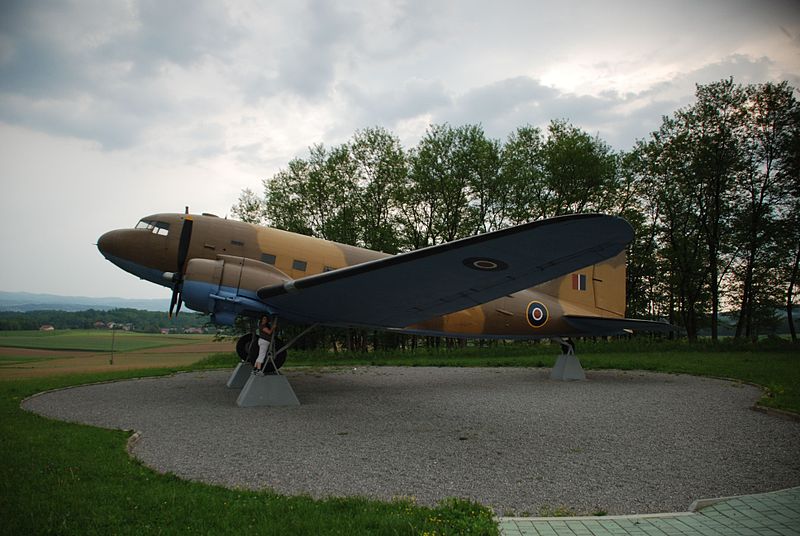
[257,214,634,328]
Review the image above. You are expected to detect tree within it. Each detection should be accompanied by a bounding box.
[260,144,360,243]
[231,188,266,224]
[500,121,618,223]
[541,120,618,216]
[681,80,748,341]
[617,147,667,320]
[732,82,799,339]
[500,125,547,224]
[349,127,407,253]
[777,90,800,341]
[398,124,497,248]
[628,116,710,340]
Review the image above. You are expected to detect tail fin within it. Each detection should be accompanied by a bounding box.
[537,251,627,317]
[592,250,626,316]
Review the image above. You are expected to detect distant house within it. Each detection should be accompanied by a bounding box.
[184,327,204,334]
[160,328,171,335]
[94,321,106,329]
[39,324,55,331]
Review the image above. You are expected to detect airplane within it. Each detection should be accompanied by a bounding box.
[97,211,671,379]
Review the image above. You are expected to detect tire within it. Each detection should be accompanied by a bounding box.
[236,333,255,361]
[239,334,287,372]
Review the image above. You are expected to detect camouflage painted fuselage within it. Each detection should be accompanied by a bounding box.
[98,213,627,338]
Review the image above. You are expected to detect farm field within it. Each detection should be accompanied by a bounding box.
[0,330,234,379]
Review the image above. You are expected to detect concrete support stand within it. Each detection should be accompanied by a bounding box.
[226,362,253,389]
[236,374,300,407]
[550,354,586,381]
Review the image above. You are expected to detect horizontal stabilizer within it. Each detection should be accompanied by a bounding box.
[564,315,674,336]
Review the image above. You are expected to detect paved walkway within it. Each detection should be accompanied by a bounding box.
[498,487,800,536]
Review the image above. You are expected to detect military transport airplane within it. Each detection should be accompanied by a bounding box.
[97,211,670,370]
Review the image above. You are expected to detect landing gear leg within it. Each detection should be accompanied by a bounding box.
[550,337,585,381]
[236,320,319,407]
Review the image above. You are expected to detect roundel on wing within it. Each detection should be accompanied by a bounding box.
[526,301,549,328]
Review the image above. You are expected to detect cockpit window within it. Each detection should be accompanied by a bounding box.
[135,220,170,236]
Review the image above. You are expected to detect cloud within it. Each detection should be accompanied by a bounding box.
[339,78,451,125]
[268,1,363,99]
[0,1,241,150]
[0,1,797,156]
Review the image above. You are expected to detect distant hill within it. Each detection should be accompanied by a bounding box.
[0,291,168,312]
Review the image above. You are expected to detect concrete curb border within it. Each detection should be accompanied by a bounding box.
[498,485,800,523]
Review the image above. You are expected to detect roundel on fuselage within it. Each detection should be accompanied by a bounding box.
[526,301,549,328]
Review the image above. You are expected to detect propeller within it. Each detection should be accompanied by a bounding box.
[168,216,194,318]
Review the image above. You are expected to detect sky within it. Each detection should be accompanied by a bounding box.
[1,0,799,300]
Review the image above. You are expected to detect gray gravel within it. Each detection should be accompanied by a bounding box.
[22,367,800,515]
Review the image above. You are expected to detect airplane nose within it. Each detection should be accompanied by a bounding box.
[97,229,125,259]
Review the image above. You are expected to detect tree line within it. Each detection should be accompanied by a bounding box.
[233,79,799,344]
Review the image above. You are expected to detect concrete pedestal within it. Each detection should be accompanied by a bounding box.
[226,362,253,389]
[236,374,300,407]
[550,354,586,381]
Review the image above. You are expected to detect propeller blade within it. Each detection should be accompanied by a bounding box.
[176,217,194,272]
[169,216,193,319]
[168,286,179,318]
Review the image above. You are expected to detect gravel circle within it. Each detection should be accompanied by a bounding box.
[22,367,800,515]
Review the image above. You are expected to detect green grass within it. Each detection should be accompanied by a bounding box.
[0,354,60,366]
[0,330,211,352]
[0,368,497,536]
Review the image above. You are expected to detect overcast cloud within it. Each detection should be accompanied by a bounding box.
[1,0,798,299]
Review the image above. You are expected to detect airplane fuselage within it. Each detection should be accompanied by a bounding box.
[98,213,627,338]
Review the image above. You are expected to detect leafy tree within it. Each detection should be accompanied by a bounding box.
[617,147,667,320]
[541,120,618,216]
[398,124,495,248]
[500,125,547,224]
[500,121,618,222]
[732,82,799,338]
[231,188,266,224]
[349,127,406,253]
[261,144,360,243]
[677,80,748,341]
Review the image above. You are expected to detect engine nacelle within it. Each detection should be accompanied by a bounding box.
[181,255,290,325]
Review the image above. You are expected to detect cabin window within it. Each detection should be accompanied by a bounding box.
[261,253,276,265]
[135,219,169,236]
[231,240,244,247]
[292,259,307,272]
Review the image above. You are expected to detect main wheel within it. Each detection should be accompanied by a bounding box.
[236,333,255,361]
[237,334,287,372]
